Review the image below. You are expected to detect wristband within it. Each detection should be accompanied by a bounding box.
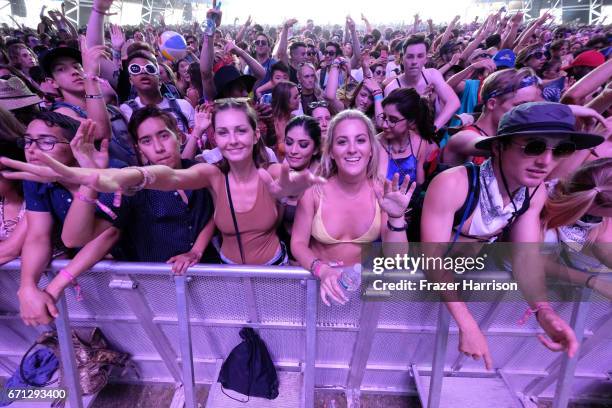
[92,7,115,16]
[518,304,554,325]
[387,219,407,232]
[85,94,104,99]
[59,269,84,301]
[124,166,156,195]
[374,94,384,102]
[111,49,121,59]
[75,191,118,220]
[585,274,597,289]
[310,259,322,278]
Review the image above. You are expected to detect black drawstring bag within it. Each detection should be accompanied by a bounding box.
[218,327,279,401]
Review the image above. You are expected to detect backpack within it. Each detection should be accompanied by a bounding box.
[218,327,279,401]
[52,101,137,165]
[125,96,190,134]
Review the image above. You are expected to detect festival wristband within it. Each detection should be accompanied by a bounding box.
[59,269,83,301]
[76,191,117,220]
[374,94,384,102]
[517,304,554,325]
[386,219,407,232]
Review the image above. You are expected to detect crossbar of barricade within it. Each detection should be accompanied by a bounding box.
[0,260,597,408]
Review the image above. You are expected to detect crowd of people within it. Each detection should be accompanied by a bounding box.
[0,0,611,371]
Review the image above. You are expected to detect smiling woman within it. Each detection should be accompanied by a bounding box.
[291,109,415,306]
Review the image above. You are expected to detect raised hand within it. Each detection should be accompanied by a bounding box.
[193,104,213,134]
[223,39,238,55]
[346,16,355,31]
[258,162,326,200]
[376,173,415,218]
[110,24,126,52]
[93,0,114,13]
[363,77,382,94]
[284,18,298,29]
[536,308,579,357]
[79,35,111,77]
[71,120,109,169]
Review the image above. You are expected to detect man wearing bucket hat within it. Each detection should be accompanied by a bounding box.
[422,102,604,363]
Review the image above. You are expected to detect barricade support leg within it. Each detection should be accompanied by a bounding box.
[427,304,450,408]
[303,279,317,408]
[175,275,197,408]
[55,291,84,408]
[552,288,592,408]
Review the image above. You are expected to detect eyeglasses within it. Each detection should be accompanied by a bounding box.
[377,114,407,128]
[128,63,159,76]
[325,50,337,57]
[308,100,329,109]
[17,137,69,151]
[254,40,268,46]
[374,70,385,76]
[511,140,576,158]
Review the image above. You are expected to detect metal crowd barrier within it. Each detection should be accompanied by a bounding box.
[0,260,610,408]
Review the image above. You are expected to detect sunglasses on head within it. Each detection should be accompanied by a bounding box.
[529,51,545,59]
[128,63,159,76]
[254,40,268,46]
[511,139,576,158]
[308,100,329,109]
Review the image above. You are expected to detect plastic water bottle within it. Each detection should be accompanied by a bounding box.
[338,264,362,292]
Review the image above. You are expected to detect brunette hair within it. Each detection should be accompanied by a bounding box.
[285,115,322,164]
[127,105,181,145]
[271,81,298,119]
[382,88,436,142]
[212,98,270,173]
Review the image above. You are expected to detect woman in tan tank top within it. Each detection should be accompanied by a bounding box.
[4,99,325,265]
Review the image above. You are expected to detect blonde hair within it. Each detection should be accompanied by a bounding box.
[543,158,612,243]
[318,109,380,180]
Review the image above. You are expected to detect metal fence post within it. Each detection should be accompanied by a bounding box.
[54,291,84,408]
[303,279,317,408]
[552,287,592,408]
[427,303,450,408]
[346,299,382,405]
[175,275,196,408]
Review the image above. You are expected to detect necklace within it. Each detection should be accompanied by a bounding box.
[389,136,411,154]
[0,197,21,238]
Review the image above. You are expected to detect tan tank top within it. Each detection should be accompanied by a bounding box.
[214,175,280,264]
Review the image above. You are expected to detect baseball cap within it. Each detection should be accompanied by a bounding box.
[562,50,605,71]
[493,49,516,68]
[39,47,82,77]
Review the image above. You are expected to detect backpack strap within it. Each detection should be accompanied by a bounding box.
[452,162,480,241]
[125,99,140,113]
[166,96,190,132]
[52,101,88,119]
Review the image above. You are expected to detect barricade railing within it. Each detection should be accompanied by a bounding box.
[0,260,607,408]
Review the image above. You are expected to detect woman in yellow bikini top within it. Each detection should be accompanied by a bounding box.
[291,110,416,306]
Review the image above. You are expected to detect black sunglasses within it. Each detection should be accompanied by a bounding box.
[529,51,545,59]
[325,50,337,56]
[512,140,576,158]
[254,40,268,46]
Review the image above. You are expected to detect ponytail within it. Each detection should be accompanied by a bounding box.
[416,96,436,143]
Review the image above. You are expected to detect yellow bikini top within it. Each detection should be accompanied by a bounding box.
[311,188,381,245]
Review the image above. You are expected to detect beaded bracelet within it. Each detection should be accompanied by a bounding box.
[124,166,156,195]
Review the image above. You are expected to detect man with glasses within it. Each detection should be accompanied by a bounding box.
[120,51,195,136]
[516,45,547,72]
[13,111,117,326]
[421,102,603,368]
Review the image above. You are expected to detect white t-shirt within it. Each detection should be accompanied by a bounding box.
[386,61,401,78]
[120,96,195,134]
